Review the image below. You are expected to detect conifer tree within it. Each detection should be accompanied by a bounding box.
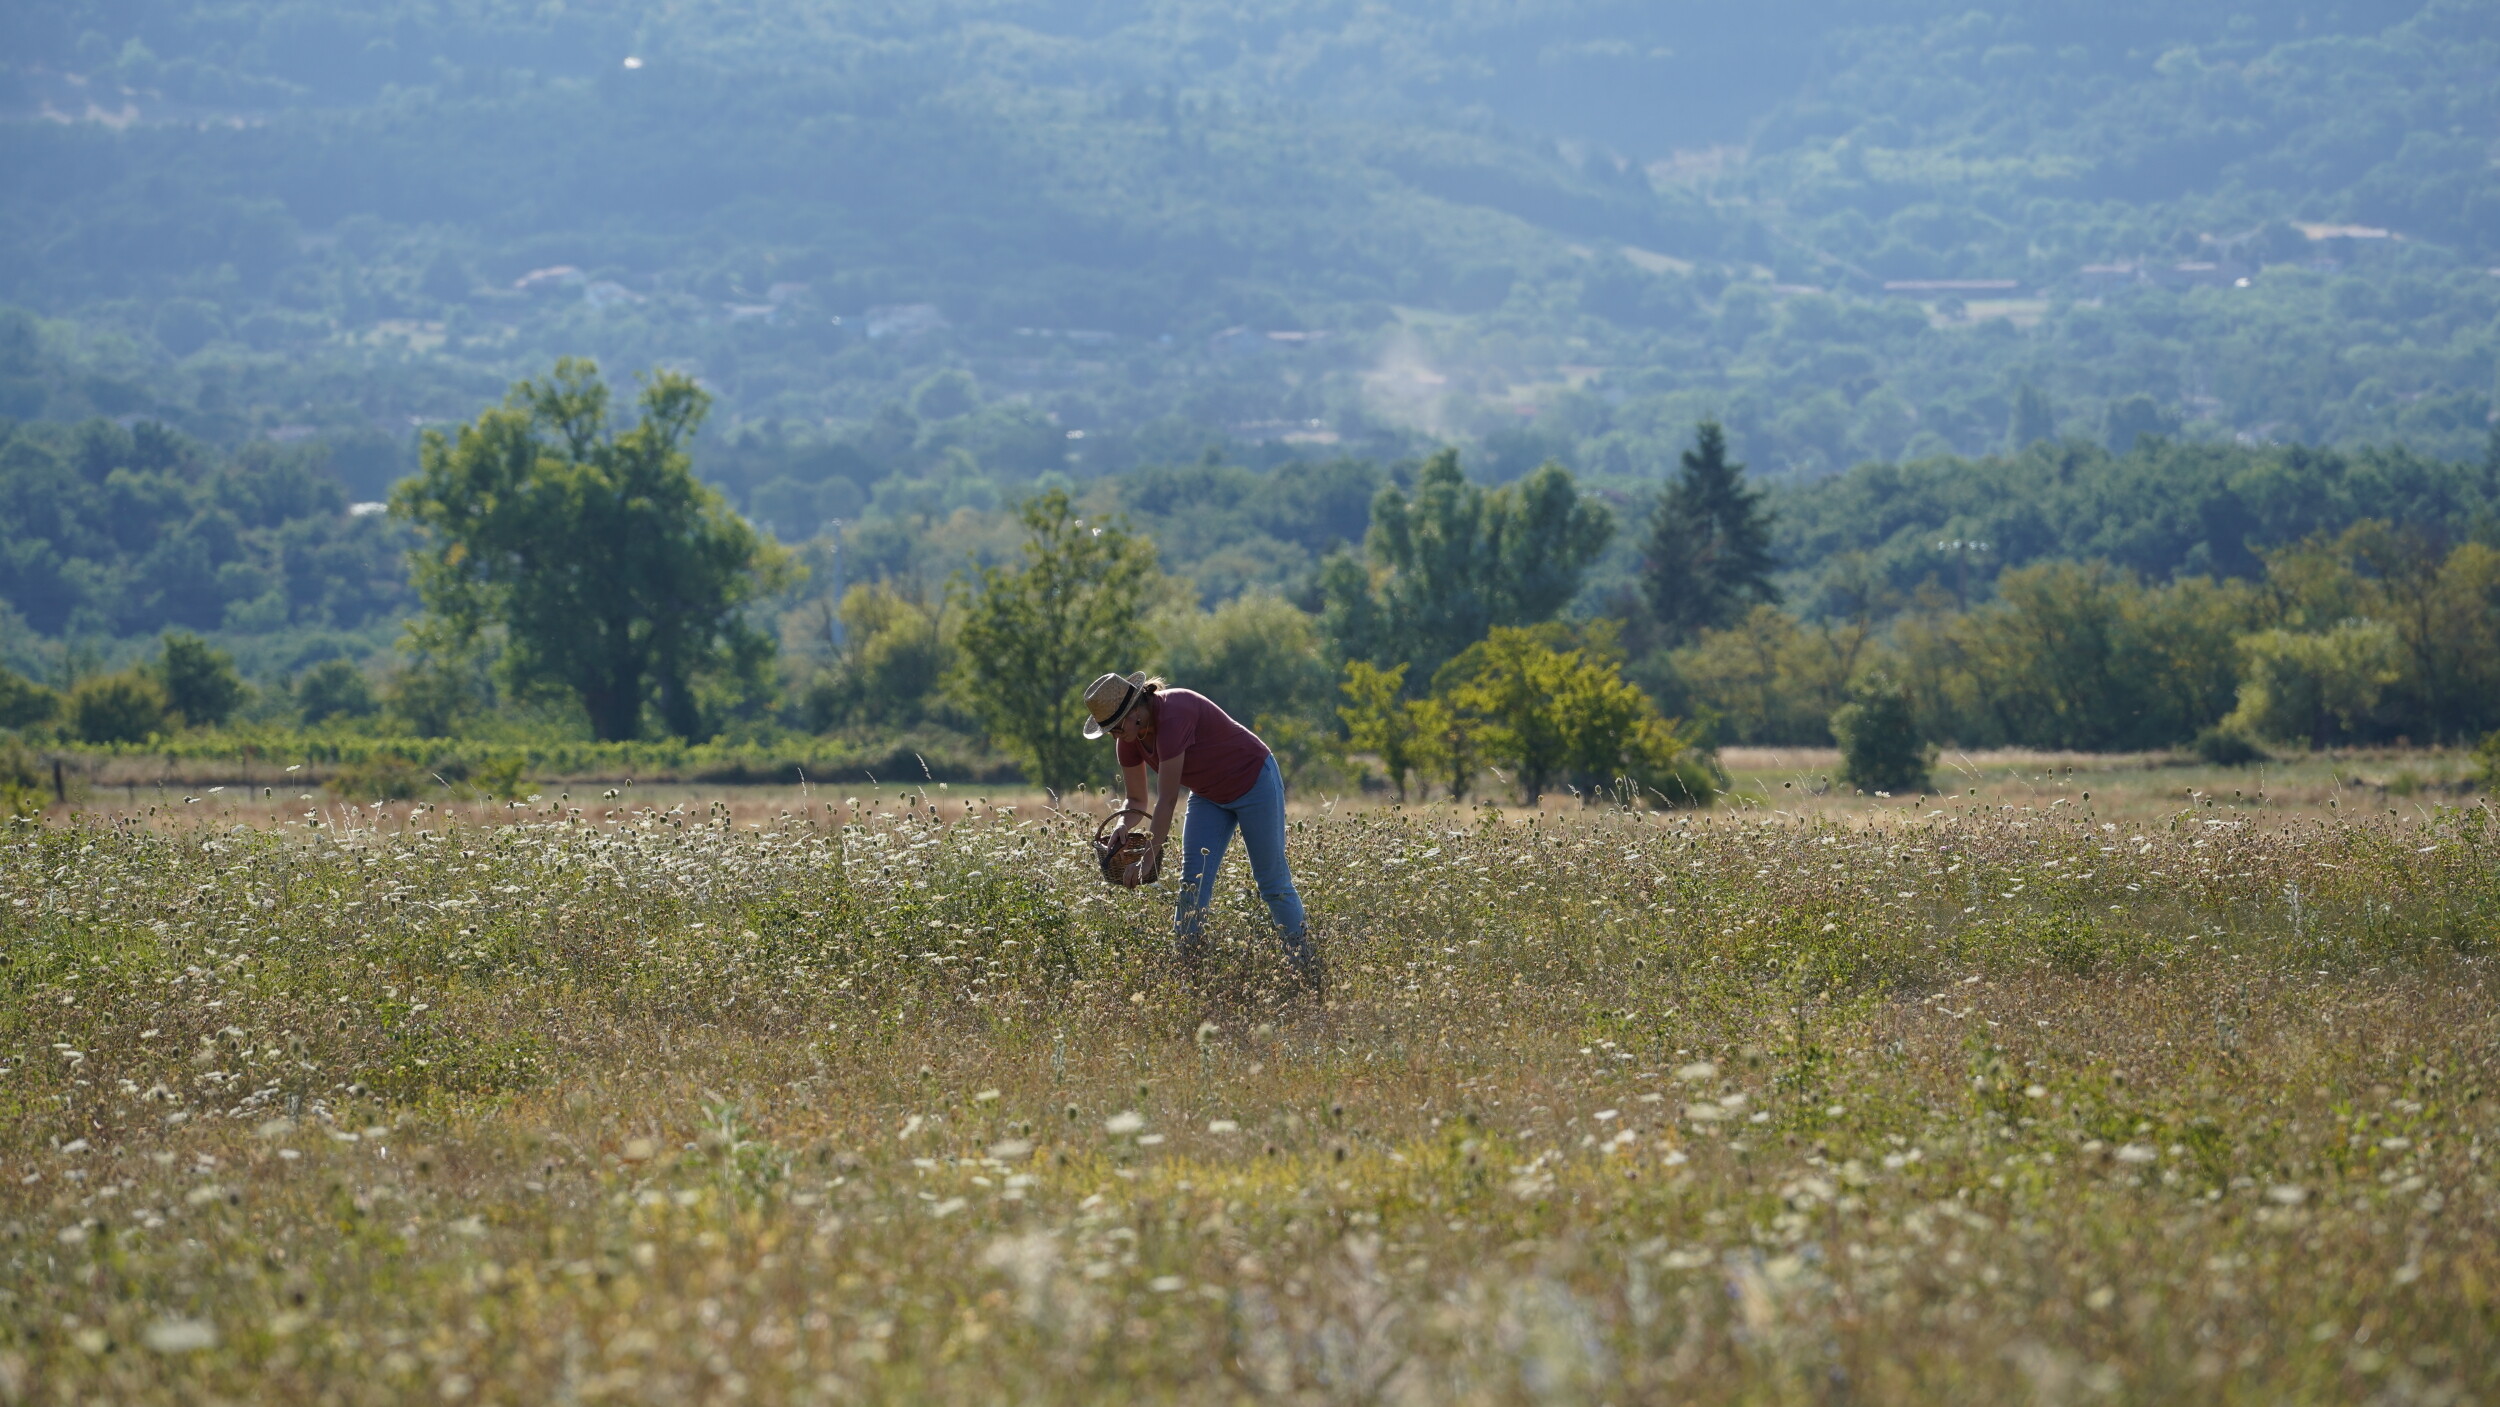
[1639,421,1779,648]
[2008,383,2056,450]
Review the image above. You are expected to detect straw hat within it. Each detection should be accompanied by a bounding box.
[1082,671,1160,739]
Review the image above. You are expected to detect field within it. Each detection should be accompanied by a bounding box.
[3,775,2496,1403]
[56,741,2485,832]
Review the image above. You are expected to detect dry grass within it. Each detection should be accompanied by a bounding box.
[3,790,2496,1404]
[1718,745,2484,829]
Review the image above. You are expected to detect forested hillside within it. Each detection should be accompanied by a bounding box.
[0,413,410,674]
[2,0,2494,504]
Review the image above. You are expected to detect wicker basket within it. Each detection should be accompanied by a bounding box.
[1092,805,1162,887]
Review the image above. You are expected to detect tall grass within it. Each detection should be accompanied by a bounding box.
[3,795,2494,1402]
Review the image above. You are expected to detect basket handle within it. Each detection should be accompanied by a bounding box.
[1094,804,1152,842]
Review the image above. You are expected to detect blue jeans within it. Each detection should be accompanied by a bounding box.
[1174,755,1313,967]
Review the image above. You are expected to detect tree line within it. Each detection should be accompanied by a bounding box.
[7,361,2500,808]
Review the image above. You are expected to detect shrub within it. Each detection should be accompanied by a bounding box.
[0,667,59,731]
[69,671,170,744]
[297,659,378,725]
[324,754,426,801]
[1336,661,1421,801]
[1253,713,1350,793]
[0,742,44,816]
[458,754,530,800]
[384,656,491,738]
[1622,717,1722,808]
[805,584,947,731]
[2226,621,2401,749]
[155,631,247,728]
[1157,594,1334,730]
[1831,672,1932,793]
[2193,723,2270,767]
[2476,731,2500,792]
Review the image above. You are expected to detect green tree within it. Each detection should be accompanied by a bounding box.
[1405,696,1480,804]
[1621,717,1720,808]
[383,647,494,739]
[1251,713,1349,792]
[0,741,44,817]
[1323,450,1613,684]
[1970,562,2164,750]
[295,659,376,725]
[1314,550,1384,666]
[1666,603,1871,745]
[2238,525,2500,744]
[1154,593,1333,728]
[2007,383,2056,451]
[1929,562,2255,751]
[2101,394,2180,454]
[802,583,948,731]
[1439,624,1714,807]
[154,631,246,728]
[2320,525,2500,743]
[950,488,1160,793]
[1337,661,1421,801]
[393,360,790,742]
[1831,671,1932,793]
[2227,621,2403,748]
[0,667,60,731]
[1640,421,1779,648]
[70,671,169,744]
[1439,627,1574,804]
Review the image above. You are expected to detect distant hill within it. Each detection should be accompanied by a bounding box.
[0,0,2493,515]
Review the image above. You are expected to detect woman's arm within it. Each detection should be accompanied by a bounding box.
[1149,751,1186,846]
[1121,759,1151,814]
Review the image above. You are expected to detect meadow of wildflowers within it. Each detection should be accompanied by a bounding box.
[2,791,2495,1403]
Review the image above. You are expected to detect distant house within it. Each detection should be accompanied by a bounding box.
[1881,279,2021,295]
[723,303,777,323]
[513,265,586,294]
[864,304,947,339]
[1264,330,1329,345]
[765,282,810,305]
[2078,263,2143,292]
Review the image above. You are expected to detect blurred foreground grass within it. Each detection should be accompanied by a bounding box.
[3,793,2496,1403]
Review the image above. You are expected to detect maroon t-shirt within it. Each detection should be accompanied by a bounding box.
[1116,688,1271,803]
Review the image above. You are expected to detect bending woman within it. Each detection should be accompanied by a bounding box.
[1084,672,1322,994]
